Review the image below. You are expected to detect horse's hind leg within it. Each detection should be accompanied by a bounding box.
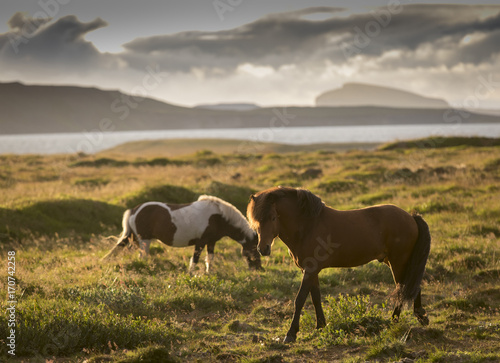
[138,238,152,258]
[413,290,429,326]
[386,257,406,323]
[388,260,428,325]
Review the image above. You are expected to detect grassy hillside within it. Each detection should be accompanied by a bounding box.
[0,137,499,362]
[100,138,379,158]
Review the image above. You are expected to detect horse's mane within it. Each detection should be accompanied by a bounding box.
[198,195,255,239]
[247,187,324,229]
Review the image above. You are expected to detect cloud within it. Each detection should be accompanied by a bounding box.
[7,11,51,31]
[2,5,499,76]
[0,12,111,71]
[121,7,350,73]
[0,5,499,108]
[120,4,500,74]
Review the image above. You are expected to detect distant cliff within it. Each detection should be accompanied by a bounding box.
[194,103,261,111]
[316,83,449,109]
[0,82,497,134]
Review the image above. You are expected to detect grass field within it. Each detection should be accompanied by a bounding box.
[0,137,499,362]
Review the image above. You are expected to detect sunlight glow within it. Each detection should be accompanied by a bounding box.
[237,63,275,78]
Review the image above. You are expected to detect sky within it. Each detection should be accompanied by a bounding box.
[0,0,499,108]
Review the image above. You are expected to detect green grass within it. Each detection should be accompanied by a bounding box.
[0,136,499,362]
[100,138,379,158]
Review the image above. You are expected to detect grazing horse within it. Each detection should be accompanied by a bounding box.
[103,195,262,272]
[247,186,430,343]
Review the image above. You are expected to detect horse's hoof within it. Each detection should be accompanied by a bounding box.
[283,335,296,344]
[250,265,265,272]
[316,322,326,330]
[414,308,429,326]
[417,314,429,326]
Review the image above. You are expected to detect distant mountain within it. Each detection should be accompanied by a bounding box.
[0,82,189,134]
[469,108,500,117]
[316,83,449,109]
[0,82,497,135]
[194,103,261,111]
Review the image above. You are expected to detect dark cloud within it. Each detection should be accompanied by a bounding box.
[1,4,499,76]
[121,4,500,73]
[121,7,351,72]
[353,5,500,62]
[7,12,51,31]
[0,12,110,71]
[460,29,500,64]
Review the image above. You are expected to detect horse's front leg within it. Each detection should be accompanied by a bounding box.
[189,241,205,272]
[284,271,315,343]
[205,241,216,273]
[391,304,402,323]
[310,273,326,329]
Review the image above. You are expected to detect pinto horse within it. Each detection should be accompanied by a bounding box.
[247,186,430,343]
[103,195,262,272]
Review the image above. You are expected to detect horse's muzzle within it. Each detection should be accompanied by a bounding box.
[258,245,271,256]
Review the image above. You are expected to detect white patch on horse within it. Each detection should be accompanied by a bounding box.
[189,256,196,271]
[170,200,219,247]
[197,195,255,243]
[205,253,214,273]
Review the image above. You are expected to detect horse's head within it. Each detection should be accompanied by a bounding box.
[242,231,263,270]
[255,204,279,256]
[247,194,279,257]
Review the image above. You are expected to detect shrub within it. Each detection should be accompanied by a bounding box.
[380,136,500,150]
[73,177,110,188]
[412,200,463,214]
[317,294,389,346]
[124,185,197,208]
[134,158,185,167]
[189,150,222,166]
[70,158,130,168]
[315,179,364,193]
[357,191,394,205]
[204,181,254,213]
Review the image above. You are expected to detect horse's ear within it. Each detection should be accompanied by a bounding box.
[250,194,256,201]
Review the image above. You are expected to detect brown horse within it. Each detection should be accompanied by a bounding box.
[247,186,430,343]
[103,195,262,272]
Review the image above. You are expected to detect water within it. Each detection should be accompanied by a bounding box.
[0,123,499,154]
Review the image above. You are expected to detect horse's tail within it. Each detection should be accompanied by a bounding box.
[395,213,431,305]
[101,209,133,260]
